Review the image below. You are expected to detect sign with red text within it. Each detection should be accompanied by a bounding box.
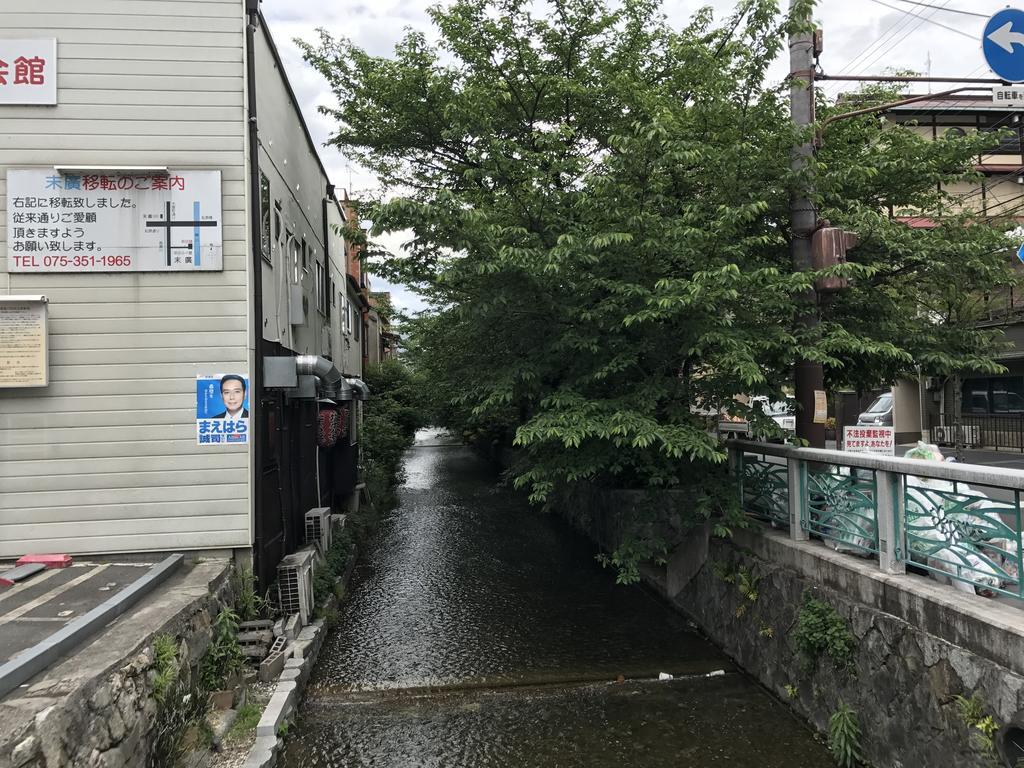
[7,169,222,271]
[843,426,895,455]
[0,40,56,105]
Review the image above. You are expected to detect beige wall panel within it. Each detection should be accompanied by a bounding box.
[0,423,196,446]
[0,0,251,557]
[0,439,199,461]
[0,487,247,515]
[4,499,245,525]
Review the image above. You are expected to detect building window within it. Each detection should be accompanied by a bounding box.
[315,261,326,314]
[302,238,309,272]
[273,203,282,264]
[289,232,299,284]
[260,173,271,263]
[962,376,1024,414]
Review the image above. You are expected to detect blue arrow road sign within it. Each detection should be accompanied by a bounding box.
[1017,242,1024,265]
[985,9,1024,82]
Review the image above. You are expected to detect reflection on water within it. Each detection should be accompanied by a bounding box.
[283,431,832,766]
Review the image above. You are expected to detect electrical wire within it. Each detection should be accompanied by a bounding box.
[865,0,978,40]
[890,0,989,19]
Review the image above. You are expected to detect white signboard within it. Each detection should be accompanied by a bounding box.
[0,39,56,105]
[0,295,48,388]
[843,426,895,456]
[993,86,1024,105]
[7,169,223,272]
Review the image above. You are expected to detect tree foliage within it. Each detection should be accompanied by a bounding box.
[301,0,1017,511]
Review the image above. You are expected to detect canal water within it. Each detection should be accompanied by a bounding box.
[283,429,833,767]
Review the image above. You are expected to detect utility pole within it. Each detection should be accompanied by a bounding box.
[789,0,826,448]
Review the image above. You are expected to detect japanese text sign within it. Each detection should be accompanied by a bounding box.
[7,169,222,272]
[843,426,895,456]
[0,296,48,388]
[0,40,56,105]
[196,374,249,447]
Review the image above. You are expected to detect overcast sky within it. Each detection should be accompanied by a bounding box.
[262,0,1011,314]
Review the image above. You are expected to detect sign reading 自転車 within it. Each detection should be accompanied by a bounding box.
[0,39,56,105]
[6,169,222,272]
[843,426,895,456]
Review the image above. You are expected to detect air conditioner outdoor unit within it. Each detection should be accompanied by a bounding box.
[277,548,315,625]
[932,425,981,447]
[304,506,332,555]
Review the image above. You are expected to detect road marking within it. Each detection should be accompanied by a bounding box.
[0,568,62,605]
[2,565,110,621]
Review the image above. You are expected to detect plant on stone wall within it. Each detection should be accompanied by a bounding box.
[232,566,268,622]
[149,638,209,768]
[828,702,864,768]
[199,608,246,692]
[791,594,856,671]
[151,634,179,704]
[954,693,1001,763]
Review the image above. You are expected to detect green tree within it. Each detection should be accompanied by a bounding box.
[301,0,1016,574]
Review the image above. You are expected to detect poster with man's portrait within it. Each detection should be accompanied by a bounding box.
[196,373,250,446]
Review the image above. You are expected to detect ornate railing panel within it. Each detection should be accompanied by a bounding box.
[739,454,789,530]
[904,482,1022,598]
[803,468,879,556]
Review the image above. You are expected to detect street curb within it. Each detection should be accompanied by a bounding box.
[0,553,184,699]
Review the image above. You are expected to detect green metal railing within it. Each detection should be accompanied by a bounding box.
[729,441,1023,600]
[738,452,789,530]
[905,481,1022,599]
[803,467,879,557]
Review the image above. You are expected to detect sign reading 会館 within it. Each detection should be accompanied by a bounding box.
[843,426,895,456]
[6,169,223,272]
[0,39,56,105]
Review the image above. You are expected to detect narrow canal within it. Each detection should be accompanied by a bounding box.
[283,429,833,767]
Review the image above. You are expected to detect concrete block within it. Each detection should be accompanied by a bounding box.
[258,650,286,683]
[284,614,300,641]
[255,689,294,738]
[283,656,303,670]
[291,640,311,660]
[276,680,297,694]
[244,735,279,768]
[279,667,301,683]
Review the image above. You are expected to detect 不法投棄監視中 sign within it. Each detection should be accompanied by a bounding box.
[6,169,223,272]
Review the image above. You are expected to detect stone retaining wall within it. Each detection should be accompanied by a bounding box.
[558,485,1024,768]
[1,561,231,768]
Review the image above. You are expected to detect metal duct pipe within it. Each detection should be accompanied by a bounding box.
[295,355,351,400]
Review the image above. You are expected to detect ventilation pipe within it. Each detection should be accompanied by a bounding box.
[295,355,353,401]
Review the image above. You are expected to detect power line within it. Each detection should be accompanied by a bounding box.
[891,0,989,19]
[865,0,978,40]
[822,0,953,99]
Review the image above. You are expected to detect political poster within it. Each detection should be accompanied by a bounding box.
[196,374,249,447]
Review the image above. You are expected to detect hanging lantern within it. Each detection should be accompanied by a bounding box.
[317,404,340,448]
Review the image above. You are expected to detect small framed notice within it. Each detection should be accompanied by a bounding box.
[0,295,48,388]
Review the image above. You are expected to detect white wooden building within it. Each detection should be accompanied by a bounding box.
[0,0,367,584]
